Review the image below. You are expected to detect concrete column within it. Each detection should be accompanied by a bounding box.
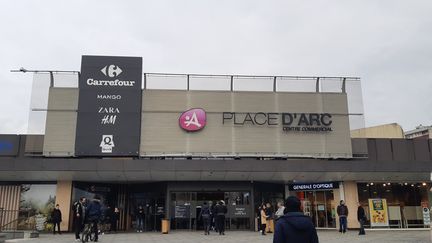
[343,181,360,229]
[334,188,341,230]
[55,181,73,232]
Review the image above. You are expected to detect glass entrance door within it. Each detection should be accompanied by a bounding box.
[297,190,335,228]
[170,191,252,230]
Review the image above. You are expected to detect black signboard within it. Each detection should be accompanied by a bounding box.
[75,55,142,156]
[174,205,190,218]
[289,182,339,191]
[0,135,19,156]
[228,205,250,218]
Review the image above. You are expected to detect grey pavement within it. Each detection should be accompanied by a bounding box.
[7,230,431,243]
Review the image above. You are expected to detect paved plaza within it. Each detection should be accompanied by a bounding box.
[6,230,431,243]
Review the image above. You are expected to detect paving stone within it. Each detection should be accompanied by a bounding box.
[6,230,431,243]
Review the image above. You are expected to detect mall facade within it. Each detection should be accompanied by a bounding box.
[1,55,432,232]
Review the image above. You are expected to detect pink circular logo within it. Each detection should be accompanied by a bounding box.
[179,108,206,132]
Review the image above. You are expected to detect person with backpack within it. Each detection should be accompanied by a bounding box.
[73,197,86,241]
[199,201,212,235]
[86,195,102,242]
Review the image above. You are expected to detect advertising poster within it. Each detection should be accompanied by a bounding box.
[368,198,389,227]
[75,55,142,156]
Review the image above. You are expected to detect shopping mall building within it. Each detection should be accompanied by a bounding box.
[1,56,431,232]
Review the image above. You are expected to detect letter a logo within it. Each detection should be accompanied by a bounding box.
[179,108,206,132]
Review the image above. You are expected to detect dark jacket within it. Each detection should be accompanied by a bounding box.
[51,208,62,223]
[199,205,211,219]
[214,204,227,216]
[112,211,119,222]
[73,201,84,219]
[273,212,319,243]
[136,207,145,219]
[86,199,102,222]
[337,205,348,217]
[357,206,366,221]
[266,207,273,219]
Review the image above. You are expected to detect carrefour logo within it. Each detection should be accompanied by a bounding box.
[179,108,206,132]
[101,64,123,77]
[86,64,135,87]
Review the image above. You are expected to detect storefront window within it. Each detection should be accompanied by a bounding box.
[357,182,430,228]
[296,190,336,228]
[19,184,57,232]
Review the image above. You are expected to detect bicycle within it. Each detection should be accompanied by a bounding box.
[81,222,97,243]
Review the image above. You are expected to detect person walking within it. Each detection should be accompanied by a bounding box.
[199,202,211,235]
[357,202,366,235]
[86,195,102,242]
[273,196,319,243]
[136,205,145,232]
[51,204,62,235]
[110,207,119,233]
[73,197,86,241]
[260,204,268,235]
[337,200,349,233]
[275,201,285,221]
[214,200,227,235]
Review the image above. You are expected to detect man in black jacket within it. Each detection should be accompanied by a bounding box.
[86,196,102,242]
[357,202,366,235]
[73,197,86,241]
[51,204,62,235]
[337,200,348,233]
[273,196,319,243]
[214,200,227,235]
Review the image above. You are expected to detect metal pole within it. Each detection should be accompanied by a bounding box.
[273,77,277,92]
[49,71,54,87]
[187,75,190,91]
[315,77,320,93]
[342,78,346,93]
[230,76,234,91]
[143,73,147,90]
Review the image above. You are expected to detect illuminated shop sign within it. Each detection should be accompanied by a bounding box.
[289,182,339,191]
[222,112,333,132]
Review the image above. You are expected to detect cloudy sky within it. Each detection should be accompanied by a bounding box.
[0,0,431,134]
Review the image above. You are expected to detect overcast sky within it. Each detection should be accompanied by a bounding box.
[0,0,431,134]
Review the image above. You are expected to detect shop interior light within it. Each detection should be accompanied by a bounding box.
[370,182,374,186]
[411,184,415,187]
[383,184,386,187]
[387,182,391,185]
[422,182,427,186]
[404,182,408,186]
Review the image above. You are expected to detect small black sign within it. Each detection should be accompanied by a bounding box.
[228,205,250,218]
[75,55,142,156]
[174,205,190,218]
[289,182,339,191]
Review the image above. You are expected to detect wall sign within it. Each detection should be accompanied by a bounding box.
[75,55,142,156]
[179,108,206,132]
[223,112,333,132]
[228,205,250,218]
[289,182,339,191]
[0,135,19,156]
